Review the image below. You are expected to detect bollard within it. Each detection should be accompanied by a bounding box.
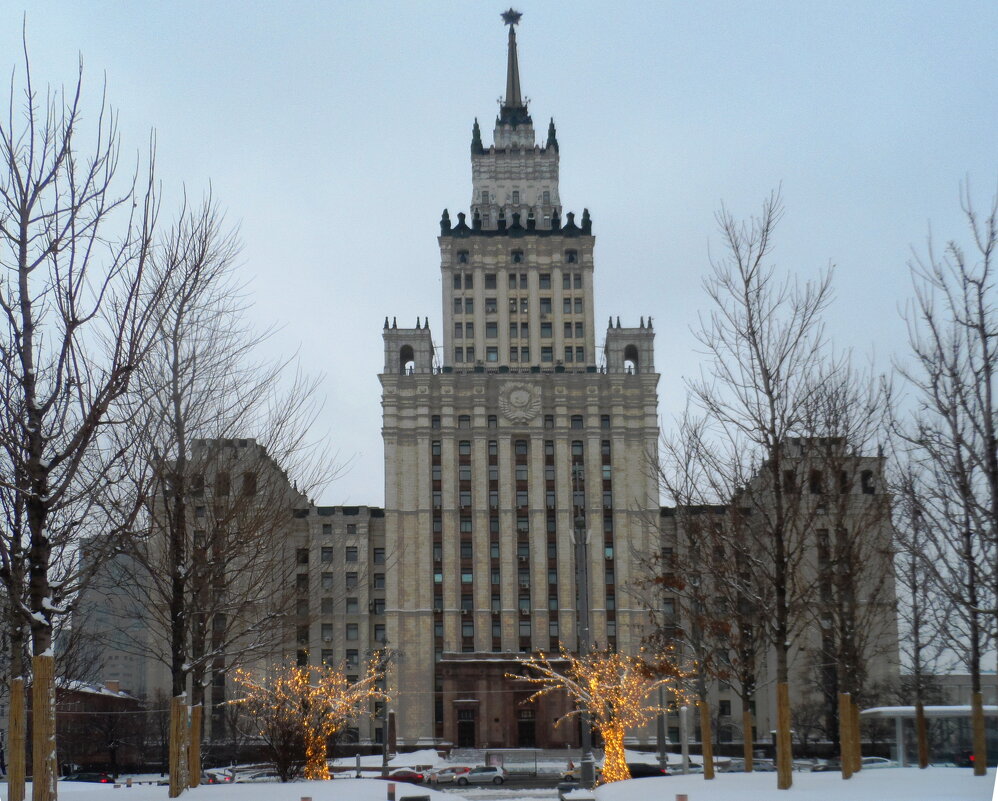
[676,795,689,801]
[126,778,133,788]
[387,782,396,801]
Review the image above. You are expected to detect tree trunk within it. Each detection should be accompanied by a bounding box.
[31,655,56,801]
[971,691,987,777]
[8,676,26,801]
[168,696,188,798]
[741,700,754,772]
[303,727,330,781]
[776,682,792,789]
[601,726,628,784]
[850,700,862,773]
[838,693,853,780]
[915,700,929,769]
[187,705,202,788]
[698,701,714,779]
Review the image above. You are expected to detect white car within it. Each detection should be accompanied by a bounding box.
[861,756,897,769]
[456,765,507,785]
[235,770,280,783]
[428,766,472,783]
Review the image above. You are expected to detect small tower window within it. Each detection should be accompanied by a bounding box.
[543,190,550,205]
[457,250,469,264]
[481,190,489,204]
[512,190,520,204]
[511,250,524,264]
[565,249,578,264]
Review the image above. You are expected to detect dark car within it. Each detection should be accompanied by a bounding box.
[626,762,668,778]
[383,768,425,784]
[64,772,112,783]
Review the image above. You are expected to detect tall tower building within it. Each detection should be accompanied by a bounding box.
[381,12,661,748]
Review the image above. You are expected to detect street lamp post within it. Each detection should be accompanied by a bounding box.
[572,463,596,788]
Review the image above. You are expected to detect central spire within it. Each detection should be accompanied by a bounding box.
[501,8,524,109]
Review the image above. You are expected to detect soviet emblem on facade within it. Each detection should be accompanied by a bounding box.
[499,382,541,423]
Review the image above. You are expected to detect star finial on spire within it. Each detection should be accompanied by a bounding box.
[501,8,522,26]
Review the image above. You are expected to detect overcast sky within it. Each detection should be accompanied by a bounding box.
[3,1,995,506]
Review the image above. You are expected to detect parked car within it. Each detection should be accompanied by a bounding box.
[235,770,280,783]
[562,764,603,781]
[428,766,471,783]
[861,756,897,769]
[384,768,425,784]
[63,772,112,783]
[456,765,507,785]
[811,758,841,772]
[202,770,234,784]
[626,762,669,778]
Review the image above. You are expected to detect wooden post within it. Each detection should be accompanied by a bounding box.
[699,700,715,779]
[775,682,793,790]
[915,700,929,769]
[8,676,26,801]
[742,703,754,773]
[31,654,56,801]
[971,691,988,777]
[188,705,202,788]
[168,696,189,797]
[850,701,862,773]
[838,693,853,780]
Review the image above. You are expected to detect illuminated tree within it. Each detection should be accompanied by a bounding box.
[511,647,689,784]
[232,656,387,782]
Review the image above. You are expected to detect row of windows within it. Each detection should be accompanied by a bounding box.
[455,244,575,265]
[433,415,612,430]
[454,346,586,364]
[188,471,257,497]
[297,572,386,591]
[453,297,585,316]
[431,438,610,456]
[455,321,586,340]
[454,271,584,290]
[299,596,386,615]
[318,622,385,641]
[296,547,384,564]
[478,189,553,207]
[319,523,359,536]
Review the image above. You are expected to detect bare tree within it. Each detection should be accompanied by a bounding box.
[896,185,998,777]
[680,190,843,789]
[0,43,164,800]
[109,196,330,789]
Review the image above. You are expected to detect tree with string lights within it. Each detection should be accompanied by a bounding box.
[510,646,690,784]
[231,656,387,782]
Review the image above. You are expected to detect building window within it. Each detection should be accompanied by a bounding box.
[486,321,498,338]
[541,322,552,338]
[453,274,462,289]
[458,415,471,429]
[346,597,359,613]
[457,250,469,264]
[459,440,471,456]
[296,548,309,565]
[485,273,497,289]
[486,346,498,362]
[571,415,584,429]
[564,347,574,363]
[541,346,553,362]
[487,414,498,429]
[574,298,583,313]
[576,322,584,338]
[373,573,385,589]
[454,297,463,314]
[565,249,578,264]
[540,297,552,314]
[454,322,463,339]
[564,297,572,313]
[346,623,359,641]
[345,546,358,562]
[346,572,357,589]
[539,273,551,289]
[321,547,333,563]
[576,347,584,362]
[373,548,385,564]
[321,572,333,591]
[511,250,524,263]
[296,574,309,593]
[322,523,332,536]
[465,298,474,314]
[454,347,464,363]
[520,347,530,361]
[346,649,359,667]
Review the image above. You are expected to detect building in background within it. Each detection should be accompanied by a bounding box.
[380,12,660,748]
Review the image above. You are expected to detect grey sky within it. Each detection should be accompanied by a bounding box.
[4,1,995,505]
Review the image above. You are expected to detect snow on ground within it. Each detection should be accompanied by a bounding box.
[593,767,996,801]
[12,767,997,801]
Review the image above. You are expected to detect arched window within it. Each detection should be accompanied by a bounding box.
[400,344,415,374]
[623,344,639,374]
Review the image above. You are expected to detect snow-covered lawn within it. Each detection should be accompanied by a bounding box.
[593,767,996,801]
[11,767,996,801]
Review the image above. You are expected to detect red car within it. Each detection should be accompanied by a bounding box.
[383,768,425,784]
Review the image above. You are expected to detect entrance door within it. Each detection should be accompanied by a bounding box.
[517,718,536,747]
[457,709,476,748]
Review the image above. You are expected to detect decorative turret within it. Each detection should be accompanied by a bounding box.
[498,8,530,127]
[605,318,656,375]
[471,119,484,154]
[547,118,559,152]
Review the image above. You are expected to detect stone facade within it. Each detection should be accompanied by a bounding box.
[381,19,661,748]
